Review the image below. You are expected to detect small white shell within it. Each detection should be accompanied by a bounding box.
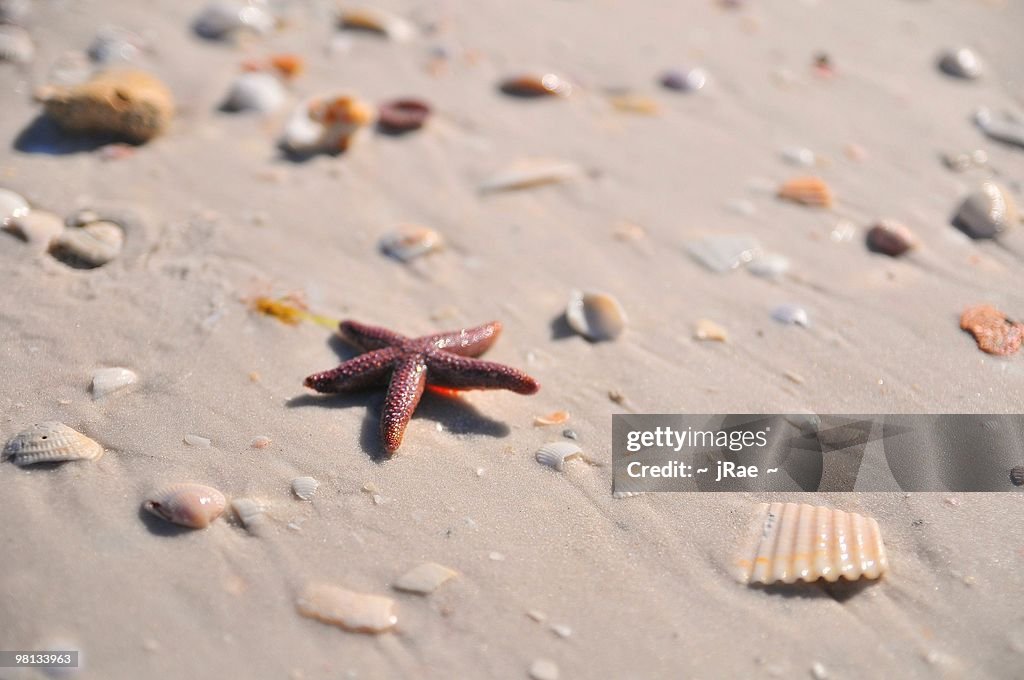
[291,476,319,501]
[954,181,1019,239]
[747,252,790,280]
[566,290,627,341]
[529,658,560,680]
[231,497,268,534]
[535,441,585,471]
[339,6,416,42]
[183,434,211,447]
[0,187,30,226]
[91,367,137,398]
[393,562,458,595]
[296,582,398,633]
[3,421,104,466]
[49,220,125,267]
[973,108,1024,150]
[5,210,64,250]
[144,483,226,529]
[194,0,275,40]
[379,225,443,262]
[478,158,583,193]
[771,304,809,327]
[223,72,286,114]
[780,146,816,167]
[938,47,983,79]
[734,502,888,585]
[0,24,33,63]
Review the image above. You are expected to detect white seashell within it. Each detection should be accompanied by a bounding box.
[91,367,137,398]
[291,476,319,501]
[194,0,275,40]
[5,210,63,250]
[780,146,816,167]
[660,67,707,92]
[0,24,33,63]
[535,441,585,471]
[566,290,627,341]
[49,221,125,268]
[393,562,458,595]
[771,304,809,327]
[734,502,888,585]
[379,225,443,262]
[281,93,374,155]
[88,26,148,64]
[687,235,762,273]
[529,658,560,680]
[223,72,286,114]
[339,6,416,42]
[144,483,227,529]
[0,187,30,226]
[3,421,103,466]
[747,252,790,280]
[183,434,211,447]
[478,158,583,193]
[953,181,1018,239]
[296,582,398,633]
[231,497,268,534]
[973,107,1024,150]
[938,47,983,79]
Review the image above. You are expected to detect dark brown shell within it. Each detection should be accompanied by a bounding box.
[866,220,916,257]
[377,99,431,133]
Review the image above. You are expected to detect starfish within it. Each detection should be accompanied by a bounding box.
[304,320,540,453]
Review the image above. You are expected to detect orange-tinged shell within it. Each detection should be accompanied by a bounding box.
[144,483,226,529]
[960,304,1024,356]
[500,73,573,98]
[296,582,397,633]
[777,176,834,208]
[734,502,888,584]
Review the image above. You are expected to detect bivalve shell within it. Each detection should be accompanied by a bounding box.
[91,367,138,398]
[1010,466,1024,487]
[771,304,810,327]
[566,290,627,341]
[222,71,286,113]
[338,6,416,42]
[144,483,226,529]
[194,0,276,40]
[49,220,125,268]
[937,47,983,80]
[734,502,888,585]
[377,98,431,132]
[3,421,103,466]
[231,497,269,534]
[393,562,458,595]
[777,176,834,208]
[973,108,1024,149]
[535,441,585,471]
[953,182,1018,239]
[0,187,30,226]
[0,24,33,63]
[296,582,398,633]
[291,476,319,501]
[866,219,916,257]
[500,73,573,98]
[379,225,443,262]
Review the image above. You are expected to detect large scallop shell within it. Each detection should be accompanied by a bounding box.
[280,93,374,155]
[535,441,585,471]
[566,290,627,341]
[144,483,226,529]
[777,176,834,208]
[91,367,137,398]
[953,182,1019,239]
[734,502,888,585]
[3,422,104,466]
[49,220,125,268]
[393,562,458,595]
[296,582,398,633]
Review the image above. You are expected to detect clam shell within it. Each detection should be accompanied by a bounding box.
[478,158,583,193]
[866,219,916,257]
[296,582,398,633]
[223,72,286,114]
[535,441,585,471]
[49,220,125,268]
[231,497,268,534]
[91,367,138,398]
[0,187,30,226]
[379,225,442,262]
[771,304,809,327]
[194,0,275,40]
[144,483,226,529]
[6,210,63,250]
[660,67,707,92]
[39,69,174,143]
[393,562,458,595]
[747,252,790,279]
[0,24,33,63]
[183,433,211,447]
[953,182,1018,239]
[339,7,416,42]
[3,422,103,466]
[281,93,374,155]
[734,502,888,585]
[777,176,834,208]
[500,73,573,98]
[938,47,983,79]
[291,476,319,501]
[566,290,627,341]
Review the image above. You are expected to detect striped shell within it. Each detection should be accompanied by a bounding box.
[953,182,1018,239]
[291,476,319,501]
[1010,466,1024,487]
[231,497,268,534]
[777,176,834,208]
[144,483,226,529]
[734,502,888,585]
[566,290,627,341]
[296,582,398,633]
[535,441,585,471]
[3,422,103,466]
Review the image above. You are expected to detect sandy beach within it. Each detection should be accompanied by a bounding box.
[2,0,1024,678]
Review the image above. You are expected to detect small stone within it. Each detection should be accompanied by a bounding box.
[781,146,816,167]
[528,658,559,680]
[562,429,578,440]
[938,47,983,79]
[660,67,707,92]
[489,551,505,561]
[866,220,916,257]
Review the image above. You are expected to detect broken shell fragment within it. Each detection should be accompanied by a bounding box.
[694,318,729,342]
[49,220,125,268]
[734,502,888,585]
[339,6,416,42]
[937,47,983,80]
[500,73,572,98]
[953,182,1018,239]
[866,219,916,257]
[566,290,627,341]
[393,562,458,595]
[534,410,570,426]
[379,225,443,262]
[478,158,583,193]
[4,421,104,466]
[291,476,319,501]
[0,187,30,226]
[38,69,174,143]
[91,367,138,398]
[145,483,226,529]
[778,176,834,208]
[194,0,275,40]
[296,582,398,634]
[535,441,585,471]
[222,72,286,113]
[0,24,33,63]
[377,98,431,132]
[231,497,268,534]
[960,304,1024,356]
[280,93,374,155]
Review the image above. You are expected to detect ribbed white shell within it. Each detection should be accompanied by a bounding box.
[534,442,584,472]
[291,476,319,501]
[734,502,888,585]
[3,422,103,465]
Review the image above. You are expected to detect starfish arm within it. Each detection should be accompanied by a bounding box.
[338,320,407,351]
[381,355,428,453]
[424,352,540,394]
[423,321,503,357]
[304,347,401,392]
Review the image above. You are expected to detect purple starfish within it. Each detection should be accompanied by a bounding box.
[304,320,540,453]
